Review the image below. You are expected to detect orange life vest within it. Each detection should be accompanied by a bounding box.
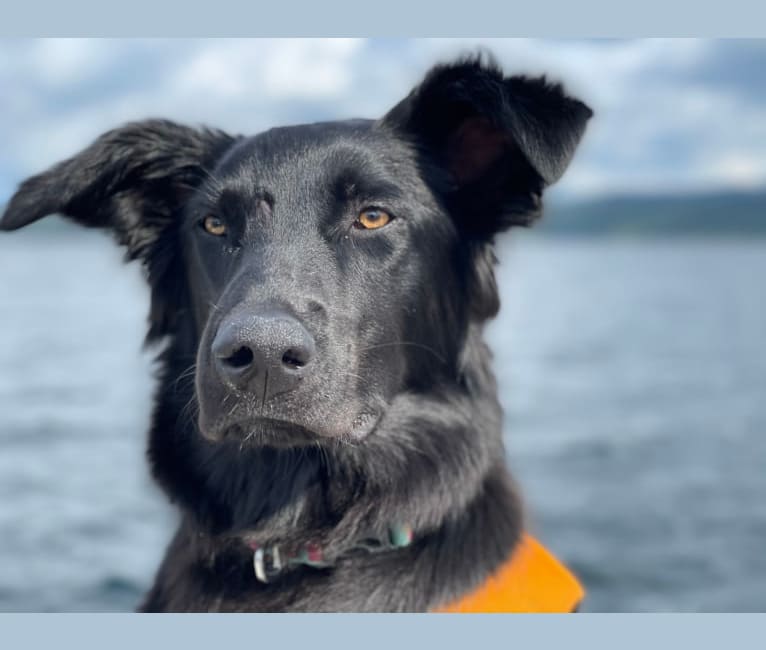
[433,533,584,613]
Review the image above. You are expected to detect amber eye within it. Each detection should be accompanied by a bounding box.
[354,208,393,230]
[202,215,227,236]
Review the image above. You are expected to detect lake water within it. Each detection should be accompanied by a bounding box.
[1,224,764,612]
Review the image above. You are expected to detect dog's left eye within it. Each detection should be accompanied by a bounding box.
[354,208,393,230]
[201,215,227,236]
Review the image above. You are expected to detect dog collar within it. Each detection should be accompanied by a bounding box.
[245,528,584,613]
[246,524,414,583]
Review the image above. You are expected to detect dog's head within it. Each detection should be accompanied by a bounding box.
[1,57,591,448]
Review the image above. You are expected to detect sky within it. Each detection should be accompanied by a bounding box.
[1,38,765,203]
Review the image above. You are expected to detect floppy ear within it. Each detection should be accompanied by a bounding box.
[0,119,236,340]
[1,119,234,253]
[381,56,593,236]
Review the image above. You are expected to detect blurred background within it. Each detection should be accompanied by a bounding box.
[0,38,765,612]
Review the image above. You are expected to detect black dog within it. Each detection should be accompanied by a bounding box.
[1,55,591,612]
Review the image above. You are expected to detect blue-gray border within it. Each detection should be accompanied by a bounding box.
[2,0,766,643]
[1,613,765,648]
[0,0,765,36]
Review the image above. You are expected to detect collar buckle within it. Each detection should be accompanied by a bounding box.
[253,545,283,583]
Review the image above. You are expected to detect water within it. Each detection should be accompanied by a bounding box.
[492,236,766,612]
[1,223,764,612]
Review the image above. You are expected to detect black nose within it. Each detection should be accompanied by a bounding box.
[212,308,316,398]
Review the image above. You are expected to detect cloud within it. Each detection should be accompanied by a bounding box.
[1,38,765,200]
[173,39,363,100]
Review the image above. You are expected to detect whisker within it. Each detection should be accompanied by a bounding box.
[226,395,239,418]
[207,299,224,316]
[171,362,198,393]
[177,393,199,432]
[337,371,366,382]
[357,341,447,364]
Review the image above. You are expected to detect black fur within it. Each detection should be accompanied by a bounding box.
[1,55,591,612]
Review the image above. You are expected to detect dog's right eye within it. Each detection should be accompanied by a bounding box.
[354,208,393,230]
[201,215,227,237]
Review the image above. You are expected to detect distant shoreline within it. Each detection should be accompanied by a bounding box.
[542,189,766,236]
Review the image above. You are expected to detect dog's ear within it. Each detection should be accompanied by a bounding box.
[381,56,592,236]
[1,119,236,341]
[0,119,235,256]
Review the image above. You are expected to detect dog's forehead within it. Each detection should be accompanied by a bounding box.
[212,119,417,192]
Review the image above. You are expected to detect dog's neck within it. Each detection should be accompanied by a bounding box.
[144,330,524,609]
[139,462,521,611]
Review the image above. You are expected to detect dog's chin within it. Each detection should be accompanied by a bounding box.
[198,411,382,448]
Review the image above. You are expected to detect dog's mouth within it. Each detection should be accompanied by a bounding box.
[200,411,382,448]
[215,418,321,448]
